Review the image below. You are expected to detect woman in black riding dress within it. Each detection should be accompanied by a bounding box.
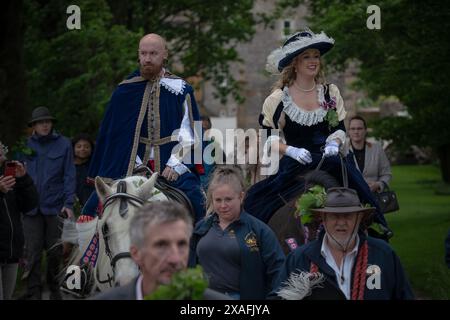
[243,29,390,233]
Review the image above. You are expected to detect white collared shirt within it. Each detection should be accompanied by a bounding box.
[135,274,144,300]
[320,234,360,300]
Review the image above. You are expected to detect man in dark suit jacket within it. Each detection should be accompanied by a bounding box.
[93,202,231,300]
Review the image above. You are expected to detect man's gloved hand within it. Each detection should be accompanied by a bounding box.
[324,140,340,157]
[164,155,190,182]
[285,146,312,165]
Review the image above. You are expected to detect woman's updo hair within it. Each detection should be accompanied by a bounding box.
[205,165,246,215]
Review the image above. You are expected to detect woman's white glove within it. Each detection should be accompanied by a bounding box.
[285,146,312,164]
[324,140,339,157]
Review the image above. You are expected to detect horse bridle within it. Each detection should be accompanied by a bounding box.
[101,181,144,272]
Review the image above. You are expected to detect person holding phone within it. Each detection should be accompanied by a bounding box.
[0,141,38,300]
[19,107,76,300]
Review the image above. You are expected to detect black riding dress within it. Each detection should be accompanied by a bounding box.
[243,84,387,227]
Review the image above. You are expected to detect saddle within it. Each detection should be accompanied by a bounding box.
[133,166,196,220]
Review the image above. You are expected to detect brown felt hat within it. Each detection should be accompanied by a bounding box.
[310,187,375,214]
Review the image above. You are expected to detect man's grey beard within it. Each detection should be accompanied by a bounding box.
[140,64,163,80]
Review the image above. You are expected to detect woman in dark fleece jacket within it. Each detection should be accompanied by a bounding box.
[0,142,38,300]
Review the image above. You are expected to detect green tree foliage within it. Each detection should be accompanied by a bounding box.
[107,0,257,104]
[0,0,27,149]
[16,0,269,142]
[297,0,450,181]
[24,0,141,139]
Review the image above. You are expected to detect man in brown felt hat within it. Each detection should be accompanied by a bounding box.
[273,187,414,300]
[19,106,76,300]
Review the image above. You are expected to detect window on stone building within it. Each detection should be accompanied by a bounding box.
[282,20,294,39]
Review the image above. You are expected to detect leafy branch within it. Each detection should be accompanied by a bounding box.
[145,266,208,300]
[295,185,326,225]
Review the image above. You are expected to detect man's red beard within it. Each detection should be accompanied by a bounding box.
[140,63,163,80]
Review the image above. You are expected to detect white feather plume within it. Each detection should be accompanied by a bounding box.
[266,47,284,74]
[277,271,325,300]
[265,29,335,74]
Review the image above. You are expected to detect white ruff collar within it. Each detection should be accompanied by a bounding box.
[160,77,186,95]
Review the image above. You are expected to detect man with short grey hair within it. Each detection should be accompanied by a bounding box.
[94,201,192,300]
[129,201,193,250]
[94,201,231,300]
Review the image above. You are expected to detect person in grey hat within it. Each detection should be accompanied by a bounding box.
[27,106,56,127]
[272,187,414,300]
[19,107,76,300]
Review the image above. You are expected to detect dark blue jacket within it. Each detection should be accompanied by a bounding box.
[272,231,414,300]
[189,211,285,300]
[24,131,76,215]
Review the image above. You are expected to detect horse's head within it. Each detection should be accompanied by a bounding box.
[95,173,161,287]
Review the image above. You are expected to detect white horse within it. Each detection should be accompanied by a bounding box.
[68,173,168,295]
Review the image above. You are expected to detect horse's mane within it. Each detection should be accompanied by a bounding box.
[304,170,340,190]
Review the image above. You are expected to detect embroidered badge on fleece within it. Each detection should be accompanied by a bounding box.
[244,232,259,252]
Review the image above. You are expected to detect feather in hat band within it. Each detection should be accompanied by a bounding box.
[266,28,335,74]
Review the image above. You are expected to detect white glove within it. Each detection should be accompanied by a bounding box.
[324,140,339,157]
[166,155,190,175]
[172,163,189,175]
[285,146,312,165]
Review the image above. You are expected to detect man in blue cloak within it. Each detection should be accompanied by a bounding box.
[82,33,205,223]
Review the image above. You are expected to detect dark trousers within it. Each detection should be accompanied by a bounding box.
[23,212,62,294]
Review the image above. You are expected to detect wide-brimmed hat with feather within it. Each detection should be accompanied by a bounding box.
[266,28,335,74]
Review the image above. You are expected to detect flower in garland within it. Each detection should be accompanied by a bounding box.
[321,97,339,128]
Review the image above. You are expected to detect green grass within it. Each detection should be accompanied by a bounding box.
[386,165,450,299]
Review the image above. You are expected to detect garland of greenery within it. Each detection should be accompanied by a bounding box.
[295,185,326,225]
[145,266,208,300]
